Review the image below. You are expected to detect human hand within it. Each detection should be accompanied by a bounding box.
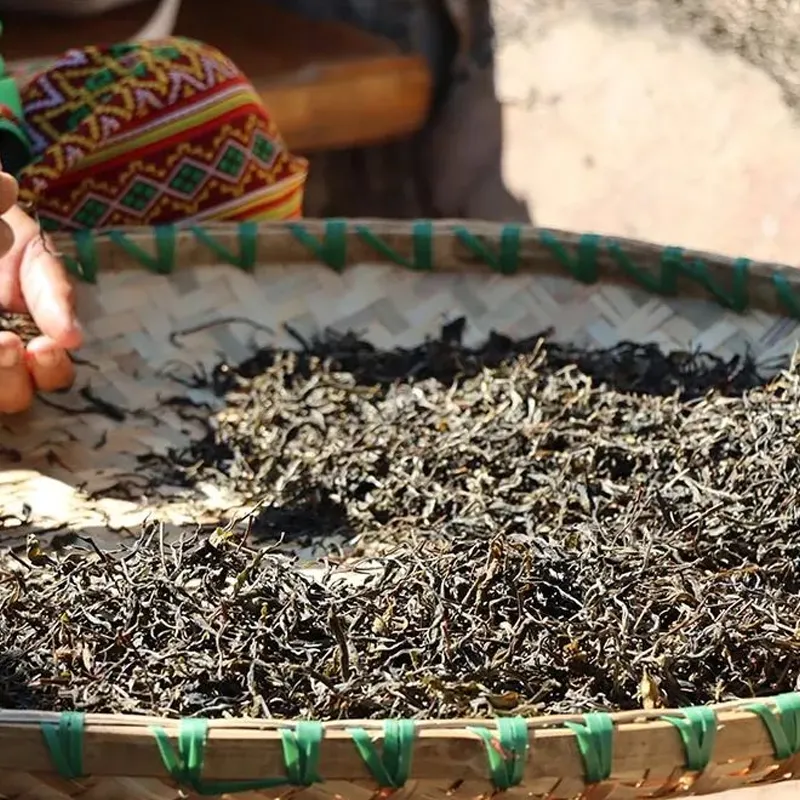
[0,174,83,414]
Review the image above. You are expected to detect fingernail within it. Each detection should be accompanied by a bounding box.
[39,299,83,347]
[33,347,61,368]
[63,314,84,347]
[0,344,20,368]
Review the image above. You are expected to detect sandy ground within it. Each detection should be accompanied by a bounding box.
[416,0,800,268]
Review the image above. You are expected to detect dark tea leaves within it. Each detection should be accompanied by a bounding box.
[2,324,799,718]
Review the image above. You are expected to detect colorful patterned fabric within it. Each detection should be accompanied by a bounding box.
[7,37,307,232]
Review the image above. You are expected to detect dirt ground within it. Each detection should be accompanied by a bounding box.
[502,0,800,86]
[483,0,800,263]
[592,0,800,109]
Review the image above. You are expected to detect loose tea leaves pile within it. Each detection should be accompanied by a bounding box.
[3,323,800,719]
[150,325,768,549]
[0,312,39,345]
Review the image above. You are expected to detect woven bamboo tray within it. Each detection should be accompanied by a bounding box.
[3,219,800,799]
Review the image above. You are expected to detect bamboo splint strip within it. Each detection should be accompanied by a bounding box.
[1,698,800,795]
[50,218,800,320]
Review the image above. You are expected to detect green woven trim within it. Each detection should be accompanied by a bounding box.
[39,703,800,790]
[539,230,602,284]
[356,220,434,271]
[455,224,520,274]
[37,713,530,791]
[192,222,258,270]
[564,713,614,784]
[54,221,800,318]
[288,218,348,271]
[746,693,800,760]
[349,720,416,788]
[151,718,326,795]
[281,721,325,785]
[468,717,529,789]
[40,711,86,779]
[107,227,176,275]
[663,707,717,772]
[63,230,100,283]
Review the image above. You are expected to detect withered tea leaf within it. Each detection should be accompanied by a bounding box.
[2,325,799,719]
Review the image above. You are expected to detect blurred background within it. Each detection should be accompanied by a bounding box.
[2,0,800,262]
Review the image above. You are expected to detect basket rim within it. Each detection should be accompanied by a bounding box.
[7,218,798,793]
[48,217,800,323]
[2,665,799,790]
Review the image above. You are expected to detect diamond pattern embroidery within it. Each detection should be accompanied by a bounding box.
[169,162,207,196]
[217,144,246,178]
[252,133,275,166]
[18,38,308,230]
[120,180,158,213]
[73,197,109,227]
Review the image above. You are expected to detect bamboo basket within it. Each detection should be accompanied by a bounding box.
[3,218,800,799]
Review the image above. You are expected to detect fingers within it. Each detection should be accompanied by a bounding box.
[0,189,82,414]
[0,171,18,217]
[26,336,75,393]
[0,218,13,264]
[0,333,75,415]
[0,331,33,414]
[8,205,82,350]
[0,172,19,262]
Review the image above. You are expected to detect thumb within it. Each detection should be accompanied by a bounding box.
[10,206,83,350]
